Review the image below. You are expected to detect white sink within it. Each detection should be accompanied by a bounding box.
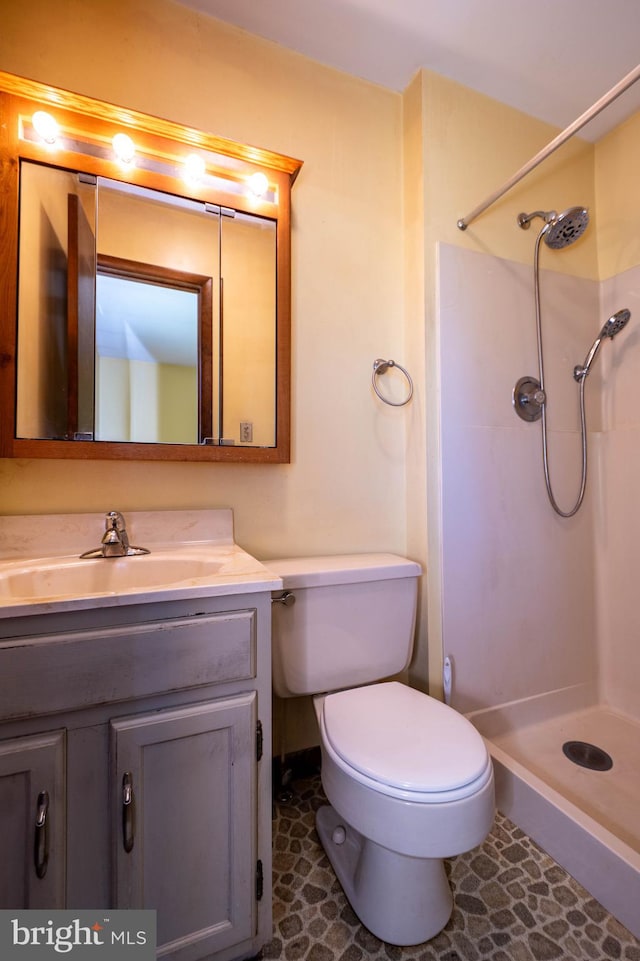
[0,551,233,600]
[0,510,281,614]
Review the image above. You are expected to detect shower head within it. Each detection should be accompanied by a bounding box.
[517,206,590,249]
[544,207,590,248]
[600,308,631,339]
[573,309,631,381]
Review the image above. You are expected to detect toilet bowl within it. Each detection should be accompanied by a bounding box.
[265,554,495,945]
[314,682,494,944]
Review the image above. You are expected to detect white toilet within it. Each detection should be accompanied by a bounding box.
[265,553,495,947]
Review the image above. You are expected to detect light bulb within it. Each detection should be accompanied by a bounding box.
[32,110,59,145]
[247,172,269,198]
[112,132,136,165]
[183,153,205,184]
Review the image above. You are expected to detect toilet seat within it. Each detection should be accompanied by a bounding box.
[320,681,492,803]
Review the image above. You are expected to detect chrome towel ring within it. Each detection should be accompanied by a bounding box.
[372,358,413,407]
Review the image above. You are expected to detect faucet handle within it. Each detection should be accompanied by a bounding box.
[105,510,125,529]
[81,511,149,559]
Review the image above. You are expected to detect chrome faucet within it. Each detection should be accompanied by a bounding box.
[80,511,150,559]
[101,511,132,556]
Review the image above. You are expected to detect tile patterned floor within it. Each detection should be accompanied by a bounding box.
[266,774,640,961]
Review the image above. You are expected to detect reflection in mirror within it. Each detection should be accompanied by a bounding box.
[17,161,97,441]
[221,214,276,447]
[96,178,219,445]
[16,162,277,448]
[95,259,208,445]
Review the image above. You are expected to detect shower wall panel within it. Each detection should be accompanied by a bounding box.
[438,242,600,715]
[596,265,640,721]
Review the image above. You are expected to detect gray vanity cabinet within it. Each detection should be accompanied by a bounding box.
[0,591,273,961]
[111,693,258,961]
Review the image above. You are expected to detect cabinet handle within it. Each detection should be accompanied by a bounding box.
[122,772,135,853]
[271,590,295,606]
[34,790,50,880]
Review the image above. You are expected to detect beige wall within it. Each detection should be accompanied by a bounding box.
[97,356,197,444]
[402,75,429,692]
[419,70,597,277]
[96,355,130,441]
[0,0,407,574]
[595,109,640,279]
[98,188,219,278]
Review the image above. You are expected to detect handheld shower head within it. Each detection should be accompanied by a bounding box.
[573,309,631,381]
[601,308,631,339]
[517,206,590,249]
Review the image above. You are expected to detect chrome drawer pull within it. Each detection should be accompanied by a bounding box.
[34,790,50,879]
[122,772,135,853]
[271,591,295,607]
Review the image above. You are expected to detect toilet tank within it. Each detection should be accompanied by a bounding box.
[263,553,421,698]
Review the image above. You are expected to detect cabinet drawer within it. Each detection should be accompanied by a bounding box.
[0,611,256,720]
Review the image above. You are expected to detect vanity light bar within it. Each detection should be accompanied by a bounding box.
[20,112,277,203]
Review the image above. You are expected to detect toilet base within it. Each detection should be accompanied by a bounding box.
[315,804,453,946]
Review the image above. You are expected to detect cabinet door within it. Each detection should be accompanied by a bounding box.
[0,730,66,908]
[111,694,257,961]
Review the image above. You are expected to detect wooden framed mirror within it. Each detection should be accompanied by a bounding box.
[0,71,302,462]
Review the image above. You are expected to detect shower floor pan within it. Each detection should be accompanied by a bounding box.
[471,702,640,940]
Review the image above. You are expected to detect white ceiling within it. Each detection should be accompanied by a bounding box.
[176,0,640,141]
[96,275,198,367]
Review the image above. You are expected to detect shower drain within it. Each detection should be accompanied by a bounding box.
[562,740,613,771]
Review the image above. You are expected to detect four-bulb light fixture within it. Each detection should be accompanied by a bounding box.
[28,109,270,199]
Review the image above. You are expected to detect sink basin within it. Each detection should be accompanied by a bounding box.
[0,510,281,613]
[0,548,261,602]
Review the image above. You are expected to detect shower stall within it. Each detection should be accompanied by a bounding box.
[437,227,640,939]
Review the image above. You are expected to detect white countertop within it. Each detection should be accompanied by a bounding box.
[0,509,281,620]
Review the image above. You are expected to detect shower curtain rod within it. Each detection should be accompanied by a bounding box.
[456,62,640,231]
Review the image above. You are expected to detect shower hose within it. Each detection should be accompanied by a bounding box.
[533,230,588,518]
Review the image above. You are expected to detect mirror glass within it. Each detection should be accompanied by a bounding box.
[16,160,276,448]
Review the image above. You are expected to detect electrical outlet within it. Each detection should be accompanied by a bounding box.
[240,422,253,443]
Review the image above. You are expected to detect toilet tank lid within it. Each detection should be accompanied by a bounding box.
[261,553,421,588]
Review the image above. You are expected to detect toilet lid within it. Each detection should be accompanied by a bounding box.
[322,682,489,794]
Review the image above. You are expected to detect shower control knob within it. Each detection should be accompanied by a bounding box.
[522,386,546,407]
[513,376,545,422]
